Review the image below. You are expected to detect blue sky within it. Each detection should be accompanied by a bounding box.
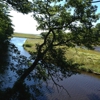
[10,2,100,34]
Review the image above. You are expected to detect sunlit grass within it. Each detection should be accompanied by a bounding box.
[24,39,100,73]
[65,47,100,73]
[12,32,41,39]
[23,39,43,54]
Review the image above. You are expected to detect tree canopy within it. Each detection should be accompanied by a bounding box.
[3,0,33,13]
[32,0,100,49]
[16,0,100,83]
[0,2,13,43]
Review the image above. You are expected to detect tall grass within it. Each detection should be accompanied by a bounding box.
[65,47,100,73]
[23,39,100,73]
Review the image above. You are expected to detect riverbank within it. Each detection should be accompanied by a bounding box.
[12,33,100,74]
[23,39,100,74]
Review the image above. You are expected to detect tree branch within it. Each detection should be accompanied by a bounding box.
[91,0,100,3]
[42,29,55,56]
[48,70,71,97]
[37,29,51,56]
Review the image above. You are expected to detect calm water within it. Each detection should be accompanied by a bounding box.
[0,37,100,100]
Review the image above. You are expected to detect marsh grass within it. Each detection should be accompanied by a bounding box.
[66,47,100,73]
[24,39,100,73]
[12,32,41,39]
[23,39,43,54]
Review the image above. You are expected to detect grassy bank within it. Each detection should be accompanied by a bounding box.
[12,32,41,39]
[23,39,100,74]
[66,48,100,74]
[23,38,43,53]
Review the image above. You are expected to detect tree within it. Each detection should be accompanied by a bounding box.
[0,2,14,68]
[0,0,100,99]
[3,0,33,13]
[92,23,100,43]
[95,23,100,30]
[0,2,13,44]
[91,0,100,3]
[14,0,100,84]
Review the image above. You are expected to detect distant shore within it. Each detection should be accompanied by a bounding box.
[12,32,41,39]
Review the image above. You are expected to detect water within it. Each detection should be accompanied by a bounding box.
[0,37,100,100]
[51,73,100,100]
[95,46,100,52]
[0,37,30,89]
[10,37,30,57]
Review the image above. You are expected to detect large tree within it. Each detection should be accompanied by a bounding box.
[14,0,100,83]
[0,0,100,99]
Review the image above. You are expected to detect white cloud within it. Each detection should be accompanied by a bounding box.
[10,10,42,34]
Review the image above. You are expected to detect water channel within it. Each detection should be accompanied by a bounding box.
[0,37,100,100]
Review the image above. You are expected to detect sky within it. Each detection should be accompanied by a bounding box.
[10,2,100,34]
[10,11,42,34]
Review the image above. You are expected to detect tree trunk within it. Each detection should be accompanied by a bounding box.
[14,57,39,85]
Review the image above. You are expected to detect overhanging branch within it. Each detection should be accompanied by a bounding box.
[91,0,100,3]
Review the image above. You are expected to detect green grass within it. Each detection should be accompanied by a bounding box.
[65,47,100,73]
[23,39,100,74]
[23,39,43,54]
[12,32,41,39]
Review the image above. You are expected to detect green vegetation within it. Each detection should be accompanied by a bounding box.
[0,0,100,99]
[0,2,14,68]
[3,0,32,14]
[12,32,41,39]
[24,39,100,74]
[10,0,100,85]
[23,38,43,53]
[66,47,100,73]
[0,3,13,44]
